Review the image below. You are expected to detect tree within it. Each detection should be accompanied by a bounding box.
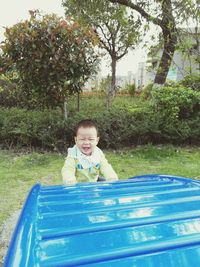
[63,0,140,106]
[108,0,198,85]
[0,10,99,110]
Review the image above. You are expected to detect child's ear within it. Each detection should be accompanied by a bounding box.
[74,136,77,143]
[97,137,100,143]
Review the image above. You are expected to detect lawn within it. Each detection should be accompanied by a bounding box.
[0,144,200,227]
[67,93,145,114]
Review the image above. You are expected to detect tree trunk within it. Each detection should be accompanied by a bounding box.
[154,0,177,84]
[111,57,117,96]
[107,56,117,108]
[154,31,177,84]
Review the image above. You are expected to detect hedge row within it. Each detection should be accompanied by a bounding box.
[0,86,200,150]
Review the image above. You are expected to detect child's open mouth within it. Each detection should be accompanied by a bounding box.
[83,147,91,152]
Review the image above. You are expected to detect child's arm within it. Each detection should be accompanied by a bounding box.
[100,153,118,182]
[61,157,77,185]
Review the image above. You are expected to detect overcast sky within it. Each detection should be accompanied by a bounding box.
[0,0,149,76]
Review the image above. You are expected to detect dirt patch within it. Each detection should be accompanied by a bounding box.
[0,210,21,266]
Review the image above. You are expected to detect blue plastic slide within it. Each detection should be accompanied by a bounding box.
[4,174,200,266]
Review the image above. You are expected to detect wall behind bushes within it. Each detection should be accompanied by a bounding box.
[0,86,200,151]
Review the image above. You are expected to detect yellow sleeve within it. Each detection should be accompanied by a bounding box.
[61,157,77,185]
[100,153,118,182]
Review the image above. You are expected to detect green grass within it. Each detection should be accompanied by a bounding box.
[67,94,145,114]
[0,145,200,226]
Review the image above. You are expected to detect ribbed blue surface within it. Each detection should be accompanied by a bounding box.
[4,175,200,267]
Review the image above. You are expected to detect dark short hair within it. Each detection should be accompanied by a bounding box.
[74,119,99,136]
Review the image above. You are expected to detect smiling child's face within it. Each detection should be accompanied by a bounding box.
[75,126,99,156]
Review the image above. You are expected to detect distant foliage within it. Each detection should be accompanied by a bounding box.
[121,83,136,96]
[179,74,200,91]
[99,76,112,93]
[0,10,99,109]
[141,83,154,99]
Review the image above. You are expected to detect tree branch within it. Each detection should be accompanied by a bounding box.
[99,39,112,53]
[108,0,163,28]
[116,46,129,60]
[96,24,112,53]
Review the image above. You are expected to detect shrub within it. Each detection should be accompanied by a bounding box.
[179,73,200,91]
[1,11,99,109]
[150,86,200,142]
[0,108,68,150]
[0,106,153,150]
[0,87,200,151]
